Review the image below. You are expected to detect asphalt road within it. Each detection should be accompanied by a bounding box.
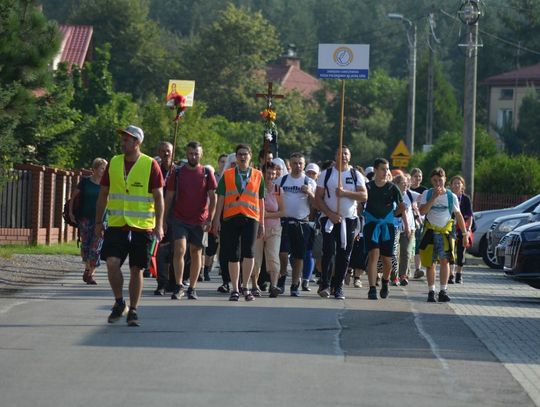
[0,257,538,407]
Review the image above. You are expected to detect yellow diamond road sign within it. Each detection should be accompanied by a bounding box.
[391,140,411,168]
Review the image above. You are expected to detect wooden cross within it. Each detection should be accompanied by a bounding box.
[256,82,284,109]
[256,82,284,160]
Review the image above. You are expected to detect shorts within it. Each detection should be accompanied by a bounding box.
[363,222,395,257]
[205,233,219,256]
[100,227,153,269]
[280,219,314,259]
[171,219,205,248]
[220,216,259,262]
[432,233,451,262]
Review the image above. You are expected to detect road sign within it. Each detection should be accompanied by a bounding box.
[317,44,370,79]
[391,140,411,168]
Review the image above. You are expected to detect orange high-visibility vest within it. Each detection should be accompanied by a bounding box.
[222,167,262,221]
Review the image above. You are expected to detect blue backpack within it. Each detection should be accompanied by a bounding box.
[426,188,453,216]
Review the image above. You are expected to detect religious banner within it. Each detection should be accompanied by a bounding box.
[166,80,196,106]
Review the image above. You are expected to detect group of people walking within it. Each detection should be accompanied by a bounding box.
[70,124,474,327]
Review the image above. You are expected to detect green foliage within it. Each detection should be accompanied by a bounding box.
[70,0,173,98]
[0,83,24,186]
[183,4,281,120]
[515,91,540,157]
[476,154,540,194]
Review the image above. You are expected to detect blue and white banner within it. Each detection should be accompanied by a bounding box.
[317,44,370,79]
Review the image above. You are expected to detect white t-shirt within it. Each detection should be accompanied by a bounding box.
[419,189,460,228]
[275,173,316,220]
[402,189,420,231]
[317,167,365,219]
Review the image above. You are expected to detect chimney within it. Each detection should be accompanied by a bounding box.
[281,44,300,69]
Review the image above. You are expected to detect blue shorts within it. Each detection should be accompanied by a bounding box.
[432,233,450,262]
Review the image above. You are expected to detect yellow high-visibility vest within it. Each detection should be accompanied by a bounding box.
[108,154,155,229]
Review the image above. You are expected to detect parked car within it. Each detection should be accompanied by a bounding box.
[470,194,540,267]
[503,221,540,289]
[485,213,531,268]
[494,204,540,267]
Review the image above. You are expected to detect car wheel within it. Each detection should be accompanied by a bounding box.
[527,282,540,289]
[480,238,502,269]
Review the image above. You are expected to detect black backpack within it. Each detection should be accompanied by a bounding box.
[63,177,87,227]
[173,164,211,201]
[323,167,358,198]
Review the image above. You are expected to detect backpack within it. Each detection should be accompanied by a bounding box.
[173,164,211,202]
[426,188,453,216]
[63,177,87,227]
[323,167,358,198]
[279,174,310,189]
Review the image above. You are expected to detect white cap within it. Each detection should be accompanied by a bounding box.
[117,125,144,143]
[305,163,320,174]
[365,166,374,175]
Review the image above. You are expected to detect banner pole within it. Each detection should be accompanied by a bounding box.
[337,79,345,215]
[171,119,180,164]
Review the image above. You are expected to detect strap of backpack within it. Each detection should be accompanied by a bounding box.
[279,174,289,188]
[323,167,332,198]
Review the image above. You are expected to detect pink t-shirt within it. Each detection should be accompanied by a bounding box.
[265,185,281,228]
[166,165,217,225]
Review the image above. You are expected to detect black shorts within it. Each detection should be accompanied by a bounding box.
[220,216,259,262]
[363,222,395,257]
[280,220,314,259]
[100,227,153,269]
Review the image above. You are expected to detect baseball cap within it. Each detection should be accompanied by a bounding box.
[305,163,320,174]
[117,125,144,143]
[365,166,374,175]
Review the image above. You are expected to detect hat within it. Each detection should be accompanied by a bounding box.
[117,125,144,143]
[305,163,320,174]
[365,166,374,175]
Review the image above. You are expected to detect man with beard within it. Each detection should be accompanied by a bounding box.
[165,141,217,300]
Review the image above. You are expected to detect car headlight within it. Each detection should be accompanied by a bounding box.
[497,219,523,233]
[522,231,540,242]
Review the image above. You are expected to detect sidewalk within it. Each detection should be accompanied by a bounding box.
[446,265,540,405]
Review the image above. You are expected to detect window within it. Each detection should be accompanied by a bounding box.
[497,109,513,129]
[500,88,514,100]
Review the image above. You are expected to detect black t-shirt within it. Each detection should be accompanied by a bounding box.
[365,180,403,218]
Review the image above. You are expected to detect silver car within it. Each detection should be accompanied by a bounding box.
[470,194,540,267]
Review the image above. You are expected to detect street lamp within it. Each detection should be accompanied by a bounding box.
[388,13,417,155]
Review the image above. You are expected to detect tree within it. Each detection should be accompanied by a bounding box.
[515,91,540,157]
[183,4,281,121]
[476,154,540,194]
[70,0,173,98]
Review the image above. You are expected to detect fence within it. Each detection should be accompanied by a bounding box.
[0,164,90,245]
[473,192,532,211]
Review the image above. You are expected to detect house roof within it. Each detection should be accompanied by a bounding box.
[266,62,322,98]
[483,62,540,86]
[53,25,93,70]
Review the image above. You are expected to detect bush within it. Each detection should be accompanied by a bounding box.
[476,154,540,194]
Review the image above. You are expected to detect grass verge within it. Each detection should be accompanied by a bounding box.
[0,241,79,258]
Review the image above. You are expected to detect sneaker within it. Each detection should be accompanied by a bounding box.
[171,285,184,300]
[126,309,140,327]
[391,277,400,286]
[244,290,255,301]
[334,288,346,300]
[448,274,455,284]
[455,272,463,284]
[353,277,362,288]
[290,284,300,297]
[203,269,211,281]
[344,270,352,286]
[318,286,331,298]
[260,282,268,292]
[414,269,425,279]
[277,275,287,294]
[108,302,128,323]
[187,287,198,300]
[427,290,437,302]
[380,280,389,299]
[269,286,281,298]
[154,287,165,296]
[217,284,230,293]
[301,279,311,291]
[399,276,409,287]
[438,290,451,302]
[368,286,378,300]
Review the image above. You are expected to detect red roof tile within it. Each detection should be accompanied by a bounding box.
[266,64,322,98]
[55,25,93,70]
[483,63,540,86]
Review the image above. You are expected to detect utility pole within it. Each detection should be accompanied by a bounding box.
[425,11,440,149]
[458,1,482,199]
[388,13,417,155]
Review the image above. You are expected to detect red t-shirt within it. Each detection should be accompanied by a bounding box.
[101,156,164,231]
[166,165,217,225]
